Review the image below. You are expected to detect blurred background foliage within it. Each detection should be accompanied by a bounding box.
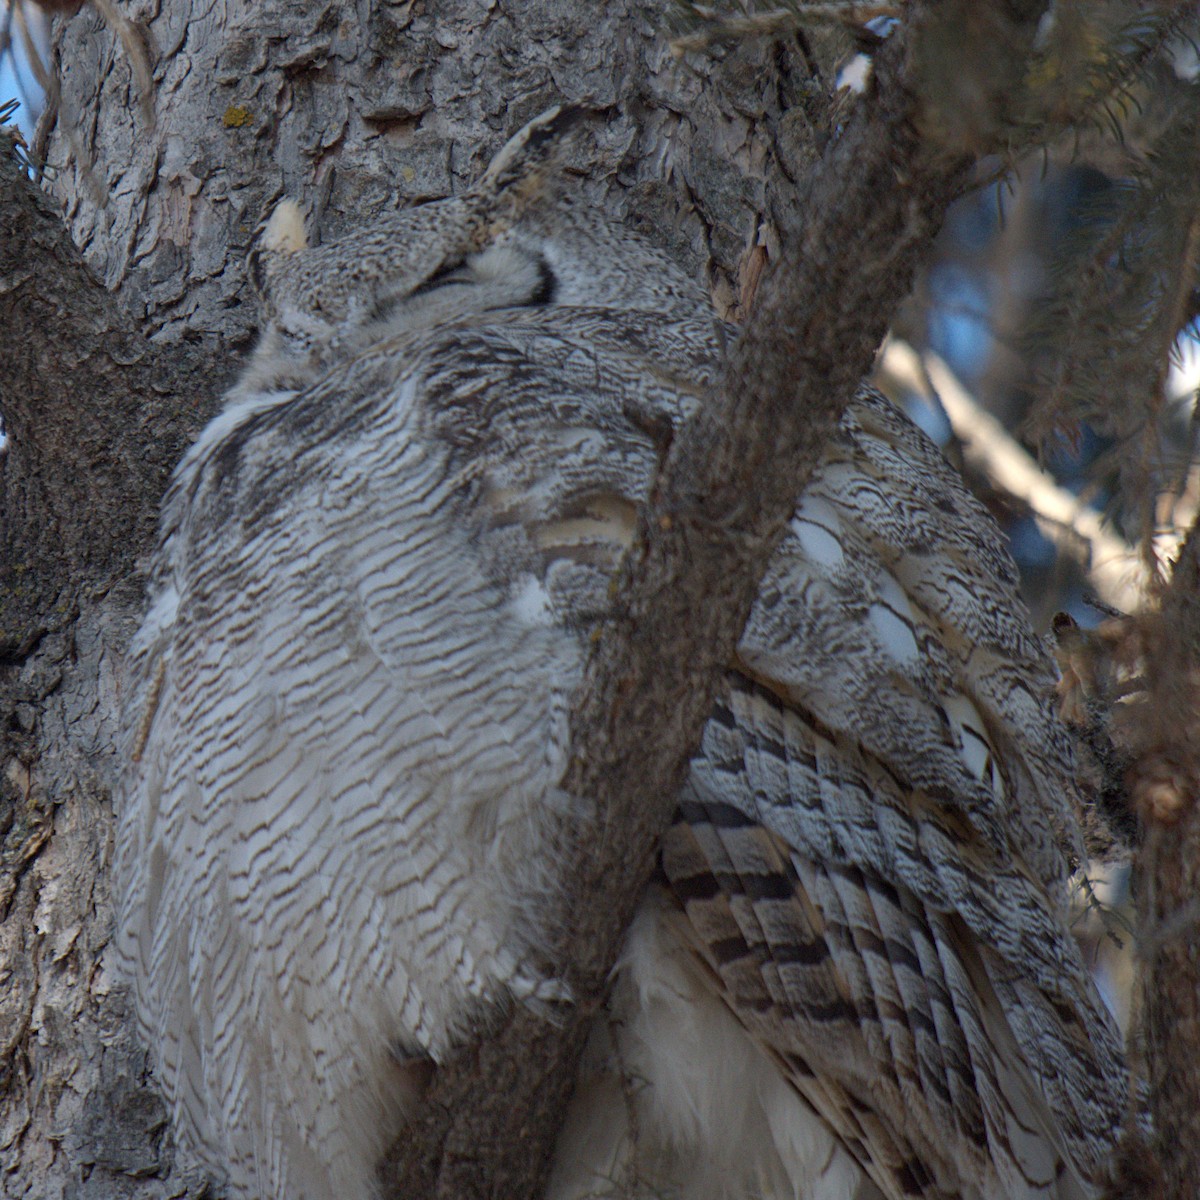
[671,1,1200,634]
[886,2,1200,630]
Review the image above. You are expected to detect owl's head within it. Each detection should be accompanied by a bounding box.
[233,105,705,402]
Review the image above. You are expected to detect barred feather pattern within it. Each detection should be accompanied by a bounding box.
[113,114,1125,1200]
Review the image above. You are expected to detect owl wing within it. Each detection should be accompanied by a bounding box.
[417,302,1125,1196]
[663,393,1126,1198]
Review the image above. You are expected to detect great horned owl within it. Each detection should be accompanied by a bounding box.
[113,108,1126,1200]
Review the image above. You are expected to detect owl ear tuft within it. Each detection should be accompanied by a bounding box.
[476,106,587,217]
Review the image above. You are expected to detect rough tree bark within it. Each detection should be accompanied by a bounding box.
[0,2,1150,1199]
[1119,519,1200,1200]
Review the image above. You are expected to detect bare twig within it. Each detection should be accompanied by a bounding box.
[879,340,1150,613]
[90,0,155,127]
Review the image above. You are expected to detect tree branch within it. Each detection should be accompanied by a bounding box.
[383,3,1053,1196]
[1125,518,1200,1199]
[0,128,224,662]
[879,340,1150,613]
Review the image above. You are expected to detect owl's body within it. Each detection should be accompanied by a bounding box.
[113,112,1125,1200]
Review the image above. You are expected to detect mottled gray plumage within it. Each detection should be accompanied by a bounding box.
[113,110,1126,1200]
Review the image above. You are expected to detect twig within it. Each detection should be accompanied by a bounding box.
[878,339,1148,613]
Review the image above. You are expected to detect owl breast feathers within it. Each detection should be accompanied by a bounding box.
[113,109,1126,1200]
